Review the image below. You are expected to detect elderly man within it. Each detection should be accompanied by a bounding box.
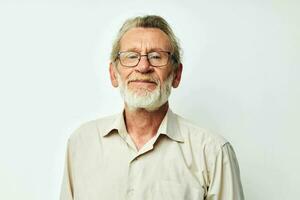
[60,15,244,200]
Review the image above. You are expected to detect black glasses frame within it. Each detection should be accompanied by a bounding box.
[117,51,171,67]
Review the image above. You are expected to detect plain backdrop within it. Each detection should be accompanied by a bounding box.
[0,0,299,199]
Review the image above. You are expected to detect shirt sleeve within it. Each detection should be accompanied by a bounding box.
[206,142,244,200]
[60,140,74,200]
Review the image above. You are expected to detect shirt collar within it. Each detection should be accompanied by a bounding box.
[100,108,184,143]
[157,109,184,142]
[101,111,127,138]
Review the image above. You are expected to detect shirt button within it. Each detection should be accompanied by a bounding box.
[127,188,134,195]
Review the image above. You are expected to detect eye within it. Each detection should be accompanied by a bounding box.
[148,52,162,59]
[124,52,139,59]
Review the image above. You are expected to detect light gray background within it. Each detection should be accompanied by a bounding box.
[0,0,299,199]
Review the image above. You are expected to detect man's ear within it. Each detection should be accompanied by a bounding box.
[172,63,183,88]
[109,63,119,87]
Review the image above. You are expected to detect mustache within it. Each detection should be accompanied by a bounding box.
[126,75,159,84]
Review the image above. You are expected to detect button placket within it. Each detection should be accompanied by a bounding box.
[126,154,140,199]
[126,187,134,198]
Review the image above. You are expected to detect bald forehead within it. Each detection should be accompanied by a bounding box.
[119,28,172,52]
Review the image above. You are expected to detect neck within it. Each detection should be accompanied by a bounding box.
[123,102,169,150]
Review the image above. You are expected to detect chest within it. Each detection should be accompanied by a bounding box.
[72,135,205,200]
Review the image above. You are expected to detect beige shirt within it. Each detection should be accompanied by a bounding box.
[60,109,244,200]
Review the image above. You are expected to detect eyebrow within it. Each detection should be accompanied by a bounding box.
[121,47,169,52]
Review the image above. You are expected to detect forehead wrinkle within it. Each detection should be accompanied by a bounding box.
[122,42,170,53]
[119,28,171,52]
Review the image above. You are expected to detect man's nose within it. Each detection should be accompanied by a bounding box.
[135,55,153,73]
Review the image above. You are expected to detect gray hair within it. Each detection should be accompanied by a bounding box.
[110,15,182,70]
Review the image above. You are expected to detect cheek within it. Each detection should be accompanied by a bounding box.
[117,68,133,82]
[160,69,174,83]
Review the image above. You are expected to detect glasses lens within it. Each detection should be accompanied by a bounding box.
[118,51,170,67]
[148,51,169,66]
[119,52,139,67]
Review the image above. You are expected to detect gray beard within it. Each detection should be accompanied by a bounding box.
[116,72,173,111]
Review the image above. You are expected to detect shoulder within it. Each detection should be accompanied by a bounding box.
[173,113,234,171]
[68,114,118,146]
[174,113,228,152]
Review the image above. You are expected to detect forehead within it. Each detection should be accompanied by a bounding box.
[119,27,171,51]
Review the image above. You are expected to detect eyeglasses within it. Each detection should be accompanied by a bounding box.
[117,51,171,67]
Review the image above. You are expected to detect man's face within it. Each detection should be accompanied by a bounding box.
[109,27,182,111]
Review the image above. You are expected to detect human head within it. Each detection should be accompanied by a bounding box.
[109,15,183,111]
[110,15,182,71]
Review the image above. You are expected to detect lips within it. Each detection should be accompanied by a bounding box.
[130,80,156,83]
[128,79,157,85]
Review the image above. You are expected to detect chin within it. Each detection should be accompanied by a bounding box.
[123,87,170,112]
[130,89,154,97]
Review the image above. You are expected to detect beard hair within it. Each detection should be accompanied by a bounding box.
[116,72,174,112]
